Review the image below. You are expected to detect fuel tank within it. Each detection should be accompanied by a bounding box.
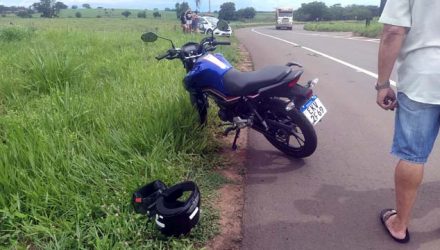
[184,53,233,94]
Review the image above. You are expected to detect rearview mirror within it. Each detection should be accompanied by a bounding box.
[141,32,158,42]
[216,20,229,31]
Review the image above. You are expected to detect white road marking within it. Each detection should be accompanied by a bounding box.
[251,28,396,86]
[289,32,379,43]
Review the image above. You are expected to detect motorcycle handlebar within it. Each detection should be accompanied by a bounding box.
[213,41,231,46]
[156,49,179,60]
[155,53,169,60]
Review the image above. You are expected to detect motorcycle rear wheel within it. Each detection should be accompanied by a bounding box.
[263,99,317,158]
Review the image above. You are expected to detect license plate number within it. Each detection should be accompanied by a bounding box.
[300,96,327,125]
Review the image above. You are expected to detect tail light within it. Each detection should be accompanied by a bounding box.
[287,77,300,88]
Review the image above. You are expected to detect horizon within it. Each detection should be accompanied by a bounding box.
[0,0,380,12]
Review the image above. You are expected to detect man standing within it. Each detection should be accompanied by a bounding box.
[185,9,193,33]
[377,0,440,244]
[180,11,187,33]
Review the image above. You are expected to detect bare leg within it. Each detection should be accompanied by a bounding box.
[386,160,424,239]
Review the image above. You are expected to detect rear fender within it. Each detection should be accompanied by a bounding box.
[289,84,312,109]
[258,69,304,98]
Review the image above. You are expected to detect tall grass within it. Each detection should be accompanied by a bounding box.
[304,20,383,38]
[0,18,233,249]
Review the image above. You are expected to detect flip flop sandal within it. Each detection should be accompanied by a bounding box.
[379,208,410,244]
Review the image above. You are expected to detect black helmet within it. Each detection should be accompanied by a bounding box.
[132,180,167,217]
[155,181,201,236]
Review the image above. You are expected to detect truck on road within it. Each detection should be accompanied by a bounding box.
[275,8,294,30]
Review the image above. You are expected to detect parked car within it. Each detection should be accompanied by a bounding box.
[198,16,232,37]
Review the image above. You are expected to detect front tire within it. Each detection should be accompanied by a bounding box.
[190,93,208,125]
[262,99,317,158]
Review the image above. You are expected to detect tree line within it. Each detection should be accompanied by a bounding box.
[294,1,385,21]
[175,2,256,21]
[0,1,98,18]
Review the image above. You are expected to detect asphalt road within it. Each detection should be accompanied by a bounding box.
[236,25,440,250]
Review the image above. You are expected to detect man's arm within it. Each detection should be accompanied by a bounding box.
[376,24,408,110]
[377,24,408,86]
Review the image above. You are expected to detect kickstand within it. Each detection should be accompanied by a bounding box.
[231,128,241,151]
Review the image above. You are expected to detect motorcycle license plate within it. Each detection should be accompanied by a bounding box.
[300,96,327,125]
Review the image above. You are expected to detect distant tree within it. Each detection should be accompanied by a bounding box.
[32,0,67,18]
[366,5,380,17]
[175,2,189,19]
[344,5,373,20]
[71,5,77,9]
[236,7,256,19]
[153,11,161,18]
[293,2,329,21]
[97,6,103,9]
[16,10,33,18]
[75,11,81,17]
[54,2,68,10]
[165,8,171,11]
[82,3,91,9]
[218,2,236,21]
[96,15,101,18]
[121,10,131,18]
[0,5,5,14]
[137,11,146,18]
[327,4,344,20]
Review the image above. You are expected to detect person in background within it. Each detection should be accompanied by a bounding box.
[192,11,199,33]
[180,11,187,33]
[376,0,440,244]
[185,9,193,33]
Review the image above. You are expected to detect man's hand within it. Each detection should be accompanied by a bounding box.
[376,87,397,110]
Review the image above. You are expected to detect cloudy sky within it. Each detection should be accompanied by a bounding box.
[1,0,379,11]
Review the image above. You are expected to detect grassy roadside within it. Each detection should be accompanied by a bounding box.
[304,20,383,38]
[0,17,239,249]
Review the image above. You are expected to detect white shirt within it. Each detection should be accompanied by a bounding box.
[379,0,440,104]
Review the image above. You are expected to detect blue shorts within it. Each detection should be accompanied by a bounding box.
[392,92,440,164]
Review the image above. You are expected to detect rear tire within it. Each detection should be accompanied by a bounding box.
[262,99,317,158]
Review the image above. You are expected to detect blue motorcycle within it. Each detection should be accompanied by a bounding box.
[141,21,326,158]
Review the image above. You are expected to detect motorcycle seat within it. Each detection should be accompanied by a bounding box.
[223,65,292,96]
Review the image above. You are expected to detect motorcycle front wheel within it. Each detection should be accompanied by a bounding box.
[190,93,208,125]
[262,99,317,158]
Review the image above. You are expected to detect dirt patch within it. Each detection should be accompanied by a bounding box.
[205,44,253,250]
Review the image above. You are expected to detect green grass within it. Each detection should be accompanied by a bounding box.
[304,20,383,38]
[0,17,238,249]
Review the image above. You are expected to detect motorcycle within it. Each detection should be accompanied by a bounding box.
[141,20,327,158]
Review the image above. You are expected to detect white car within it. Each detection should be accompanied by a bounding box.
[198,16,232,37]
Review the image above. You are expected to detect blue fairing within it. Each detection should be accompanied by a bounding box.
[185,53,233,94]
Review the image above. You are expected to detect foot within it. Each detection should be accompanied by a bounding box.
[380,209,410,243]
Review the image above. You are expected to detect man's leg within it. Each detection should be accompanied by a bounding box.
[386,160,424,239]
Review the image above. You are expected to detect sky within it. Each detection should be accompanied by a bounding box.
[0,0,379,11]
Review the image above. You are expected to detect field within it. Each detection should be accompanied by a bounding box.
[304,20,383,38]
[0,16,239,249]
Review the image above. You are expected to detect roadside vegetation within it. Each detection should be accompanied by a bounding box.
[304,20,383,38]
[0,16,239,249]
[294,1,384,38]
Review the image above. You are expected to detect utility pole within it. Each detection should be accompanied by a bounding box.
[209,0,211,13]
